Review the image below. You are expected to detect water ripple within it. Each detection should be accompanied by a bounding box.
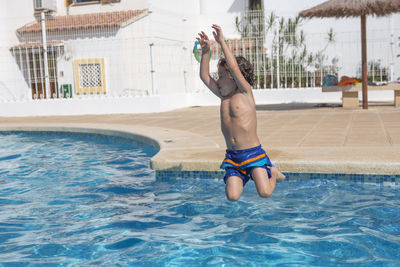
[0,132,399,265]
[0,154,21,161]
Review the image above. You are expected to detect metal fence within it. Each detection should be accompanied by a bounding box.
[0,9,399,102]
[211,10,399,89]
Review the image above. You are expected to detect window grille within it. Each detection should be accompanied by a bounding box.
[74,58,106,94]
[79,63,102,88]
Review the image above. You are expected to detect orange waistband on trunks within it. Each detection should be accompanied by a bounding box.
[223,153,266,167]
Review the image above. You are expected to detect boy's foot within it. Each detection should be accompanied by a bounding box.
[271,167,286,182]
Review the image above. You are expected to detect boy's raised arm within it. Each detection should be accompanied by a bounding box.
[212,24,252,95]
[197,31,222,98]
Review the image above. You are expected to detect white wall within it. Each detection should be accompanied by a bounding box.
[2,87,397,117]
[0,0,37,101]
[197,0,244,39]
[119,12,151,96]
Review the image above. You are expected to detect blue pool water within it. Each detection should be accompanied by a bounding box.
[0,131,399,266]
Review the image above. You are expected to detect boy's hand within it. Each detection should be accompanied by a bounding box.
[212,24,224,44]
[196,31,210,54]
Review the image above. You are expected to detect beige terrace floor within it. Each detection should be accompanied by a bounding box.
[1,103,400,175]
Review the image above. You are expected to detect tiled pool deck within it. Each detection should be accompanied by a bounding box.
[1,103,400,186]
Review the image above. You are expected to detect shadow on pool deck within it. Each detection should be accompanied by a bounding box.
[1,103,400,175]
[256,103,341,110]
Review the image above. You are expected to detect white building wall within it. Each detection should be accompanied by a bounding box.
[0,0,36,101]
[119,16,152,96]
[0,0,194,102]
[198,0,245,37]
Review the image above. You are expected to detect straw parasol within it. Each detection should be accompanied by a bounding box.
[299,0,400,109]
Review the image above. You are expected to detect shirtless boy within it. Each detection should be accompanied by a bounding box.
[197,24,285,201]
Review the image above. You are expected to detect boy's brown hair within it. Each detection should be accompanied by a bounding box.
[218,56,255,86]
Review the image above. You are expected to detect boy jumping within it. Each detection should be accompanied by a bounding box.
[197,24,285,201]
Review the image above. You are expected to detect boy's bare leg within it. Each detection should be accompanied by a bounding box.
[252,167,277,198]
[271,166,286,182]
[225,176,243,201]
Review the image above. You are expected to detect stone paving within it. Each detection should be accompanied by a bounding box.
[1,103,400,175]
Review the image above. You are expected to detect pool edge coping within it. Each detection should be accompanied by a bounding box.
[1,123,400,177]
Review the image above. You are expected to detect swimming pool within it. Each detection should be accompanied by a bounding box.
[0,131,399,266]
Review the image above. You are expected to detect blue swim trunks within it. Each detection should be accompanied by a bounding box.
[220,145,274,186]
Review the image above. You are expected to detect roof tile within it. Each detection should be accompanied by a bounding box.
[17,9,148,35]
